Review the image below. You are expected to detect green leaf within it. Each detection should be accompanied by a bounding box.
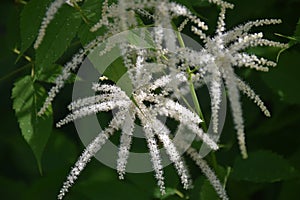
[0,177,26,200]
[278,179,300,200]
[78,23,105,47]
[87,44,132,95]
[35,5,82,69]
[103,57,127,83]
[153,187,184,199]
[12,76,53,174]
[127,29,156,49]
[231,150,298,182]
[86,28,158,96]
[78,0,106,45]
[262,50,300,104]
[20,0,51,54]
[70,172,150,200]
[294,18,300,35]
[200,180,220,200]
[35,64,77,83]
[291,18,300,44]
[275,18,300,59]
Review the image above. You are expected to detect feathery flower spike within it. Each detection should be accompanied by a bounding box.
[34,0,288,199]
[179,0,288,158]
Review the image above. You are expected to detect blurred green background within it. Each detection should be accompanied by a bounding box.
[1,0,300,199]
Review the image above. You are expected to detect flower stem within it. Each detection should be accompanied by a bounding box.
[174,26,208,131]
[187,70,208,132]
[72,2,90,25]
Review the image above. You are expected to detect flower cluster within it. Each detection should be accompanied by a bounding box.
[35,0,287,199]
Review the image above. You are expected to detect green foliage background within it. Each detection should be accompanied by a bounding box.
[1,0,300,199]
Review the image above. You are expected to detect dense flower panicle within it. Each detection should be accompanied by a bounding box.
[36,0,207,116]
[37,49,86,116]
[186,147,229,200]
[34,0,65,49]
[236,77,270,117]
[179,0,287,158]
[153,119,192,189]
[56,72,218,199]
[156,100,218,150]
[37,31,115,116]
[234,53,276,72]
[208,0,234,9]
[209,68,222,134]
[35,0,288,199]
[116,110,136,179]
[57,109,127,200]
[142,121,166,193]
[222,19,282,44]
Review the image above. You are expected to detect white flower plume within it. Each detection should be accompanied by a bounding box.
[34,0,288,199]
[56,71,218,198]
[178,1,287,158]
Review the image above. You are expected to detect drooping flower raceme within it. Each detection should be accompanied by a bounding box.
[181,3,287,158]
[56,60,221,199]
[34,0,287,199]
